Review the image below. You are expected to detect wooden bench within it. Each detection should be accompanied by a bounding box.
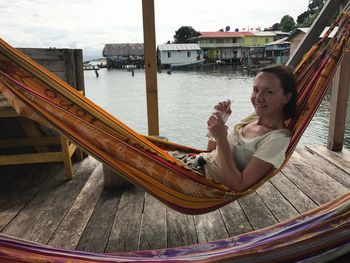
[0,94,82,179]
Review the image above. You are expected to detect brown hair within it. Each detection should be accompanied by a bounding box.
[260,64,297,119]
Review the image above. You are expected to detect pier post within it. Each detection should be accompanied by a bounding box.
[327,8,350,151]
[142,0,159,136]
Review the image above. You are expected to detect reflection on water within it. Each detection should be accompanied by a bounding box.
[84,67,350,150]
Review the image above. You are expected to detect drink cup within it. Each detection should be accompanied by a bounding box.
[207,99,231,141]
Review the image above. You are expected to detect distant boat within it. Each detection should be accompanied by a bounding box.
[170,59,205,69]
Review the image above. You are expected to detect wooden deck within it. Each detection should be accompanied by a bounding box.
[0,145,350,255]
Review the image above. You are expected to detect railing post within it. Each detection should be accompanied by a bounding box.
[327,35,350,151]
[142,0,160,136]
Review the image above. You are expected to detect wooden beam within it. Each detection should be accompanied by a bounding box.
[327,30,350,151]
[142,0,159,136]
[287,0,342,69]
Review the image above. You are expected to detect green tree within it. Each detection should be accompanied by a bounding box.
[297,0,327,26]
[280,15,296,32]
[173,26,200,43]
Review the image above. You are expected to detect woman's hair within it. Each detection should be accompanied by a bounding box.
[260,64,297,119]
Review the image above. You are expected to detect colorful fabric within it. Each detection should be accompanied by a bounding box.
[0,193,349,262]
[0,8,348,213]
[0,4,349,262]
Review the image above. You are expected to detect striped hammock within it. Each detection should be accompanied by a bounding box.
[0,5,350,262]
[0,11,349,214]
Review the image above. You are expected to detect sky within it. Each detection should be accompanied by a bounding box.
[1,0,309,60]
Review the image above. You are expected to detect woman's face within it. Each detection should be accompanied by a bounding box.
[251,72,291,118]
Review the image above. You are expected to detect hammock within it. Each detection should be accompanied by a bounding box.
[0,13,349,214]
[0,5,350,262]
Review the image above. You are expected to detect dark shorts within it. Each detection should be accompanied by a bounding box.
[168,151,206,175]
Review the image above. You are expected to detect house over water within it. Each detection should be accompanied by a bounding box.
[157,44,204,68]
[102,43,144,68]
[190,31,284,64]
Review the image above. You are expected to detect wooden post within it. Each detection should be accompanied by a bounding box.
[74,49,85,93]
[142,0,159,136]
[327,12,350,151]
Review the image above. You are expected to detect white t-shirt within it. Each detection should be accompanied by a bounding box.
[200,113,291,184]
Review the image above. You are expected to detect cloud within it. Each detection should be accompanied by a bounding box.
[1,0,308,59]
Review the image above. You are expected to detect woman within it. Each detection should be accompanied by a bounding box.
[173,64,297,192]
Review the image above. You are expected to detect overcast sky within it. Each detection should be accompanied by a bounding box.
[1,0,309,60]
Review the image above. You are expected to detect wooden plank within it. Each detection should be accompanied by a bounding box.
[193,210,229,243]
[47,163,104,249]
[238,192,278,230]
[76,189,122,253]
[303,146,350,188]
[0,164,55,231]
[270,172,318,214]
[138,193,166,250]
[327,40,350,150]
[293,149,349,197]
[220,201,253,236]
[256,180,299,222]
[105,187,144,253]
[60,135,73,179]
[64,49,77,89]
[166,208,197,248]
[284,151,348,205]
[2,157,98,243]
[142,0,159,136]
[0,152,64,165]
[307,145,350,175]
[74,49,85,92]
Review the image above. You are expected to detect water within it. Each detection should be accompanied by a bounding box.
[84,67,350,150]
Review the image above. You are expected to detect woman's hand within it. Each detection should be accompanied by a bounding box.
[213,99,232,123]
[207,111,228,141]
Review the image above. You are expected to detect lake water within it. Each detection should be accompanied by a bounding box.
[84,67,350,150]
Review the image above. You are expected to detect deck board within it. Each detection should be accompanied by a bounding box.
[105,186,144,253]
[0,146,349,255]
[47,163,104,249]
[76,183,122,253]
[166,208,197,248]
[2,157,97,243]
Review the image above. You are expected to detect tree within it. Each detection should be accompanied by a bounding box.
[173,26,200,43]
[271,23,281,31]
[296,0,327,27]
[280,15,296,32]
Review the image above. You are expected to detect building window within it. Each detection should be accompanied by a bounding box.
[187,51,191,57]
[167,52,171,58]
[265,38,269,43]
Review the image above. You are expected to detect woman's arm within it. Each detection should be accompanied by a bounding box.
[208,112,273,192]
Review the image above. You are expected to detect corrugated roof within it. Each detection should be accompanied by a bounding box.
[293,27,339,38]
[254,32,276,37]
[157,44,201,51]
[198,31,255,38]
[265,37,290,46]
[103,43,144,57]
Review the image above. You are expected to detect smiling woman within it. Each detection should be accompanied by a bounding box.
[171,65,297,192]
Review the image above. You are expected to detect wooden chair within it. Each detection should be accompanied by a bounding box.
[0,94,82,179]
